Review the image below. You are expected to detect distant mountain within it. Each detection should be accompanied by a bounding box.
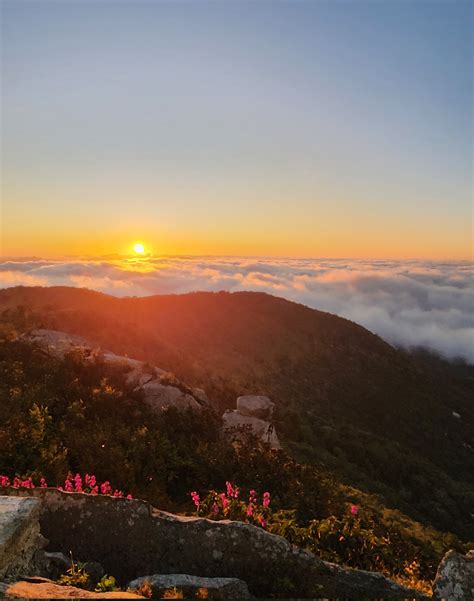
[1,285,473,538]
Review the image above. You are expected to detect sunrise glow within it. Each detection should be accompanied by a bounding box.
[133,243,145,255]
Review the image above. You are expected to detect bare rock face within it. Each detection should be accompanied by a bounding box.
[0,578,144,599]
[128,574,251,599]
[25,329,94,357]
[24,329,206,413]
[222,410,281,449]
[0,497,44,580]
[223,395,281,449]
[433,549,474,601]
[236,395,275,420]
[3,489,425,599]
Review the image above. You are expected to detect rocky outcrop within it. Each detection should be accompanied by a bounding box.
[237,395,275,420]
[433,549,474,601]
[2,490,425,599]
[223,395,281,449]
[0,578,144,599]
[24,329,206,413]
[0,497,44,580]
[128,574,251,599]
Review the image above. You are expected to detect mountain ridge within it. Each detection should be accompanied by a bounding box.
[0,285,472,538]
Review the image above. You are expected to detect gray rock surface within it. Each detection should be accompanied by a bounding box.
[236,395,275,420]
[128,573,251,599]
[25,329,94,357]
[141,380,201,411]
[433,549,474,601]
[0,496,44,580]
[2,489,425,599]
[24,329,205,413]
[222,410,281,449]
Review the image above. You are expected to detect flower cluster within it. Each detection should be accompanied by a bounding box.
[190,482,271,529]
[0,473,133,500]
[190,491,200,508]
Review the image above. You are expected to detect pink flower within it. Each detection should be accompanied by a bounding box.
[126,494,133,500]
[100,481,112,495]
[74,474,83,493]
[219,493,229,510]
[262,492,271,508]
[246,504,254,517]
[40,478,47,488]
[190,491,200,508]
[85,474,97,489]
[0,476,11,487]
[350,504,358,515]
[64,477,73,492]
[13,477,21,488]
[212,502,219,515]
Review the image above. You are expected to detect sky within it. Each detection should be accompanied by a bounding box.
[1,0,472,259]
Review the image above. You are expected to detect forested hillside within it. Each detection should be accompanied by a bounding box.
[0,285,472,543]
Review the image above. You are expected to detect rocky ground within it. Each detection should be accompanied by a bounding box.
[1,489,473,599]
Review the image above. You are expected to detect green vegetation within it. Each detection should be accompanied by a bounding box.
[57,554,90,589]
[0,331,469,593]
[0,288,472,541]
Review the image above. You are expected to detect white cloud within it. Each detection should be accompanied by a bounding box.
[1,256,473,363]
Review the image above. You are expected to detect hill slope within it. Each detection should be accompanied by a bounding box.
[1,285,473,538]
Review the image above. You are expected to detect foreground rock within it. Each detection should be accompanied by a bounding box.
[128,574,251,599]
[433,549,474,601]
[0,497,44,580]
[223,395,281,449]
[0,578,144,599]
[2,490,425,599]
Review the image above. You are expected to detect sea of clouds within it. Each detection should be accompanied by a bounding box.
[0,256,473,363]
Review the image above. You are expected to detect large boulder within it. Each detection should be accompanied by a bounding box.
[433,549,474,601]
[128,574,251,599]
[3,489,425,599]
[236,395,274,420]
[141,380,202,411]
[0,497,44,580]
[222,410,281,449]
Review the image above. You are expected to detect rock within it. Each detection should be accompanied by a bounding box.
[2,489,425,599]
[222,410,281,449]
[192,388,209,405]
[141,380,201,411]
[33,551,70,580]
[433,549,474,601]
[236,395,274,420]
[25,329,94,358]
[332,563,426,598]
[0,496,45,580]
[24,329,207,413]
[128,574,251,599]
[0,579,145,598]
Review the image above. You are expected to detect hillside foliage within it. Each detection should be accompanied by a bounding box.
[0,327,469,592]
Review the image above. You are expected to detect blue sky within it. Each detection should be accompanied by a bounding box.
[1,0,472,258]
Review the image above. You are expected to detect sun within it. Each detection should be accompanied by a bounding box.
[133,242,145,255]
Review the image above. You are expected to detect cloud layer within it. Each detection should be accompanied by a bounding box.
[1,256,473,363]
